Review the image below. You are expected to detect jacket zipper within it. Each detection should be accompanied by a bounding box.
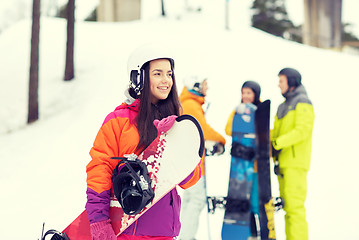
[170,191,176,235]
[132,220,138,235]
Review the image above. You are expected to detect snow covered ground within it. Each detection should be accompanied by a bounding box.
[1,1,359,239]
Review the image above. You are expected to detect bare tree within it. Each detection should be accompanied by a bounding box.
[28,0,41,123]
[225,0,229,30]
[161,0,166,16]
[64,0,75,81]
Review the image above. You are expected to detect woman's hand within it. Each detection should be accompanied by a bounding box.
[153,115,178,134]
[90,219,117,240]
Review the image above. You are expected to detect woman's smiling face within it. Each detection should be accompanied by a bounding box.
[149,59,173,104]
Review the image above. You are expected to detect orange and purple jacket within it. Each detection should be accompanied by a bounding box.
[85,99,201,237]
[179,87,226,175]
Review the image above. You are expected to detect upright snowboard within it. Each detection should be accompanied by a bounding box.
[222,103,257,240]
[255,100,277,240]
[61,115,204,239]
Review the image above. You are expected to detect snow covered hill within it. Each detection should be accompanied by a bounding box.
[1,1,359,239]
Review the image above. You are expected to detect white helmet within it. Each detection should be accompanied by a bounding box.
[183,74,207,94]
[127,43,175,96]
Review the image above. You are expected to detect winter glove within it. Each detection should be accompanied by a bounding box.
[212,142,225,155]
[153,115,178,134]
[205,141,225,156]
[272,140,283,178]
[235,103,257,114]
[235,103,246,114]
[274,160,283,178]
[90,219,117,240]
[271,140,281,158]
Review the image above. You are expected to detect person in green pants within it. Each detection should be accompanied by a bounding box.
[271,68,315,240]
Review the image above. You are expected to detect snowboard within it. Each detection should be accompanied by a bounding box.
[61,114,205,239]
[221,103,257,240]
[255,100,277,240]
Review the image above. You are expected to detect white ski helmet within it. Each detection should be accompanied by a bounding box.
[127,43,175,96]
[183,74,207,94]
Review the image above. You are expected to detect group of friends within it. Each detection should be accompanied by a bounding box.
[85,44,315,240]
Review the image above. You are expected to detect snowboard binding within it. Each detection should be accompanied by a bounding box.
[230,142,255,160]
[207,196,251,214]
[111,154,155,215]
[40,223,70,240]
[41,230,70,240]
[207,196,226,214]
[273,196,284,211]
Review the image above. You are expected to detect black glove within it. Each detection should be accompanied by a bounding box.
[212,142,225,155]
[206,142,225,156]
[271,140,281,158]
[274,160,283,178]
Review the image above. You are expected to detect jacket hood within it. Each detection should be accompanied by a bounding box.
[114,99,140,112]
[277,84,312,120]
[284,85,307,99]
[179,87,205,105]
[283,84,308,99]
[105,99,140,124]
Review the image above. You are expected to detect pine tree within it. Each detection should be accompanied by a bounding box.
[342,23,359,41]
[251,0,294,38]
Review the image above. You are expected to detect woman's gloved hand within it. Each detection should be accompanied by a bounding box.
[90,219,117,240]
[153,115,178,134]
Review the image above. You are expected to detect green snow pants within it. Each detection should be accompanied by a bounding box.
[278,168,308,240]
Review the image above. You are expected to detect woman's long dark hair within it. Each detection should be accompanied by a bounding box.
[135,59,181,151]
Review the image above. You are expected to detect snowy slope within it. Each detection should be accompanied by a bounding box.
[1,1,359,239]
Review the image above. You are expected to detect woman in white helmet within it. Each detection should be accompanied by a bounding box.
[86,44,202,240]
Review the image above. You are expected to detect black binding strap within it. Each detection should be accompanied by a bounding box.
[176,114,205,158]
[41,229,70,240]
[230,142,255,160]
[225,198,251,213]
[111,156,154,215]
